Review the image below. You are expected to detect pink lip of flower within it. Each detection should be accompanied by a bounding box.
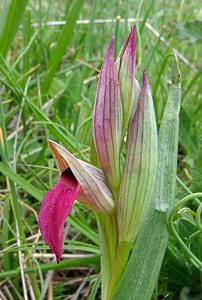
[38,168,80,263]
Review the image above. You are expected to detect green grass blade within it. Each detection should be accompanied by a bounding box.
[87,272,101,300]
[0,255,100,279]
[136,0,144,69]
[140,0,156,33]
[41,0,84,94]
[22,9,31,87]
[0,162,43,201]
[68,214,99,245]
[11,27,38,71]
[114,15,121,59]
[0,0,28,56]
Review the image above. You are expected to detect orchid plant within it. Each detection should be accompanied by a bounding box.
[38,26,181,299]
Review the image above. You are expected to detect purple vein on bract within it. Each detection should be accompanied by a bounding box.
[93,37,122,196]
[118,69,158,244]
[47,140,114,213]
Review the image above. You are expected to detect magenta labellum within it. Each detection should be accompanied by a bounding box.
[38,169,80,262]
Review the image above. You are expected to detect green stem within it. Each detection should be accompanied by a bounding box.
[96,212,118,300]
[108,241,132,298]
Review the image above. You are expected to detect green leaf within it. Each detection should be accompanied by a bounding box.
[112,52,181,300]
[108,71,158,296]
[0,0,28,56]
[68,214,99,245]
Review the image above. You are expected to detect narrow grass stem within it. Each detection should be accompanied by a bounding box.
[13,77,31,172]
[136,0,144,68]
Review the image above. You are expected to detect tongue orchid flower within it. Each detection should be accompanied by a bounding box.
[38,140,114,262]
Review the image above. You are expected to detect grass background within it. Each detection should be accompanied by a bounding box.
[0,0,202,299]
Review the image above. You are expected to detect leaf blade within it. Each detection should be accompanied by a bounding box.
[112,53,181,300]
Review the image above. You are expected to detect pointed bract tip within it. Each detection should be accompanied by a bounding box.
[105,36,115,58]
[121,32,131,55]
[108,36,115,48]
[128,26,136,58]
[130,69,149,127]
[48,139,58,150]
[142,69,149,88]
[116,25,136,66]
[130,25,136,40]
[143,68,147,76]
[131,25,136,34]
[47,139,69,174]
[124,25,136,51]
